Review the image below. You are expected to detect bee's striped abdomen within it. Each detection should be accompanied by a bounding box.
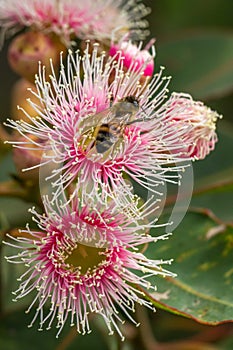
[95,123,122,153]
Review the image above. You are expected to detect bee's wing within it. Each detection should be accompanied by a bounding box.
[79,108,115,134]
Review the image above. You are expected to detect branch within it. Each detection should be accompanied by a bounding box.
[55,326,77,350]
[135,305,160,350]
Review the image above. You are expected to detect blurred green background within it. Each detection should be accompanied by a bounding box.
[146,0,233,122]
[1,1,233,349]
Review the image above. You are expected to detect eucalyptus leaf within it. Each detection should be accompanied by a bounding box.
[157,31,233,100]
[146,210,233,324]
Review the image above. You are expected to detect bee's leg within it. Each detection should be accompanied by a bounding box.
[126,118,145,125]
[109,96,114,107]
[96,139,113,153]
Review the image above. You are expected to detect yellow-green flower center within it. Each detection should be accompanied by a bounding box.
[65,243,106,275]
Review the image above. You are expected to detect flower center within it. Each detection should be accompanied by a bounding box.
[65,243,106,275]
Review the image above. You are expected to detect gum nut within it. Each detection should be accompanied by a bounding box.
[11,79,38,121]
[8,31,65,83]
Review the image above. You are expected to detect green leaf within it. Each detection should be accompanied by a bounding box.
[157,31,233,100]
[146,210,233,324]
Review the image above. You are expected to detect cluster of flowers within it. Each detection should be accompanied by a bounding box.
[1,0,220,340]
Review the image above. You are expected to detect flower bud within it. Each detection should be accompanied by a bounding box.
[166,93,221,160]
[13,135,43,181]
[8,31,66,83]
[11,79,38,121]
[109,40,155,85]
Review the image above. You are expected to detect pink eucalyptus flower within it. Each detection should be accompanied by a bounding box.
[4,197,173,339]
[0,0,150,47]
[29,192,163,248]
[5,43,194,201]
[109,39,155,78]
[165,93,221,160]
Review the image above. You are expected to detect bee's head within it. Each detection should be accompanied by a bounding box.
[110,95,139,108]
[124,95,139,108]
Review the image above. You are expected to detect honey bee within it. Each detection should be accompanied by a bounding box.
[81,96,142,155]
